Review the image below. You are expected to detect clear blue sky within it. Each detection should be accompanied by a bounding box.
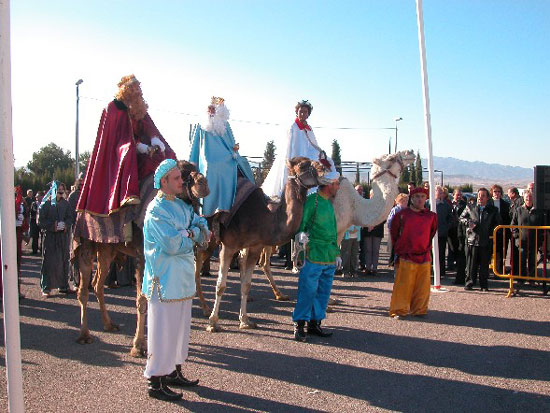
[9,0,550,169]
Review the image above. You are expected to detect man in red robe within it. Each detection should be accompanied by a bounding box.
[77,74,176,217]
[389,187,437,319]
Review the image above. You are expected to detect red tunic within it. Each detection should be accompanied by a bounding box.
[77,100,176,216]
[390,207,438,264]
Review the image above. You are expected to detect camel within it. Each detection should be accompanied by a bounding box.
[73,161,209,357]
[204,156,321,332]
[332,150,416,242]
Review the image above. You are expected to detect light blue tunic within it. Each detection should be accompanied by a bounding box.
[189,122,255,217]
[142,193,209,301]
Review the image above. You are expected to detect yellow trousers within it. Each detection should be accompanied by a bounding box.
[389,259,431,317]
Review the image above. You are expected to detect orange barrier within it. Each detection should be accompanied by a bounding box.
[492,225,550,297]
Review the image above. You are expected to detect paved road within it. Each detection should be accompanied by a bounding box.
[1,242,549,412]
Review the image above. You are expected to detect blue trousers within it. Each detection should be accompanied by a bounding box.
[292,260,336,322]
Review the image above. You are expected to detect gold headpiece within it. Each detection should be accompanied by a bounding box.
[211,96,225,105]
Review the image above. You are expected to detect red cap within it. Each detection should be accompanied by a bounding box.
[410,187,429,198]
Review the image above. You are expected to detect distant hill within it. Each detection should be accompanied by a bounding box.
[342,156,534,189]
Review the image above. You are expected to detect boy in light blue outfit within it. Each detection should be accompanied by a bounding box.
[142,159,209,401]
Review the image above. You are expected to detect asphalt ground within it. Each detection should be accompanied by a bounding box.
[1,241,549,412]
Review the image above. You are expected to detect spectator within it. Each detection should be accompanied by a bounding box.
[435,185,453,278]
[29,191,44,255]
[490,184,511,275]
[507,187,522,275]
[362,189,385,275]
[460,188,502,291]
[341,225,361,277]
[448,189,467,285]
[15,186,28,299]
[511,190,545,292]
[38,181,73,297]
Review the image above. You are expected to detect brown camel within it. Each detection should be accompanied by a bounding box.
[204,156,321,332]
[73,161,209,357]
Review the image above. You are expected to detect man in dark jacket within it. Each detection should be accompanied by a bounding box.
[460,188,502,291]
[507,187,523,275]
[489,184,511,275]
[448,189,468,284]
[511,190,545,290]
[435,185,453,278]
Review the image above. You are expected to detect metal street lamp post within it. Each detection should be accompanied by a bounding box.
[393,117,403,153]
[75,79,83,179]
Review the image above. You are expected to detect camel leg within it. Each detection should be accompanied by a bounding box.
[260,246,290,301]
[131,250,147,357]
[76,243,94,344]
[239,246,263,329]
[95,245,120,332]
[207,244,236,332]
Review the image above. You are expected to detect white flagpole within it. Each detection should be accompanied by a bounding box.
[0,0,26,411]
[415,0,443,290]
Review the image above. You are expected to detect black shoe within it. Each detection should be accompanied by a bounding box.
[147,376,182,401]
[294,321,307,342]
[481,287,489,292]
[165,365,199,387]
[307,320,333,337]
[464,285,473,291]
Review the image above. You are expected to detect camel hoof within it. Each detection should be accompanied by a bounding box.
[104,323,120,332]
[206,324,222,333]
[130,347,147,358]
[239,320,257,329]
[328,297,338,305]
[275,294,290,301]
[76,334,94,345]
[202,306,212,317]
[326,305,335,313]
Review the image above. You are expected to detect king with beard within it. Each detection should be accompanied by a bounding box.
[189,97,255,230]
[77,75,176,222]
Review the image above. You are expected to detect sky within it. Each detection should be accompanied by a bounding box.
[8,0,550,171]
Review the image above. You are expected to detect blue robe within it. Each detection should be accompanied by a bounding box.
[142,193,209,301]
[189,122,255,217]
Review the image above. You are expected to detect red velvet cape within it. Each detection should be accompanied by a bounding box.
[77,100,176,216]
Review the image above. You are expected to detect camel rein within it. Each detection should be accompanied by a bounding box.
[371,157,404,181]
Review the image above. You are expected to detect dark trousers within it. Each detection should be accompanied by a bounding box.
[454,247,467,284]
[494,229,510,275]
[466,244,491,288]
[438,236,447,277]
[447,228,459,267]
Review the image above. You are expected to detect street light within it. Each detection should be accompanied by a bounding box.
[75,79,83,179]
[394,117,403,154]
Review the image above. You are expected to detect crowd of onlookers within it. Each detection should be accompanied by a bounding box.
[339,181,548,294]
[8,174,135,300]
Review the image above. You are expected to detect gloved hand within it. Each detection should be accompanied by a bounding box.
[56,221,66,231]
[335,256,343,270]
[17,213,24,221]
[295,232,309,244]
[179,229,190,238]
[136,142,150,154]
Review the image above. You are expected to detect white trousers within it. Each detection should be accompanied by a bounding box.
[144,292,192,378]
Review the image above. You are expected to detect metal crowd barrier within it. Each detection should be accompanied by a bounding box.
[492,225,550,297]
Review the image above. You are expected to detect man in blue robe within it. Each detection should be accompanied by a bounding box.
[142,159,210,401]
[188,97,255,230]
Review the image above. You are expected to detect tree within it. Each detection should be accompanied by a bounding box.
[331,139,342,174]
[414,151,423,185]
[79,151,91,175]
[399,163,410,186]
[27,143,73,177]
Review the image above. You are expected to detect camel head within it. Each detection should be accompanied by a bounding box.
[286,157,320,189]
[177,160,210,201]
[370,149,415,182]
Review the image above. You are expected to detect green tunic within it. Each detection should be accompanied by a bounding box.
[299,192,340,264]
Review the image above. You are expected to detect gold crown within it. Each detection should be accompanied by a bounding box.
[211,96,225,105]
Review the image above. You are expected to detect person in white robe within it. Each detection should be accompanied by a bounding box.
[262,100,335,199]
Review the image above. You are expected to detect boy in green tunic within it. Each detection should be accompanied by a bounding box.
[292,171,342,342]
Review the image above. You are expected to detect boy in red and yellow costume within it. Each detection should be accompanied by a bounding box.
[389,187,437,319]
